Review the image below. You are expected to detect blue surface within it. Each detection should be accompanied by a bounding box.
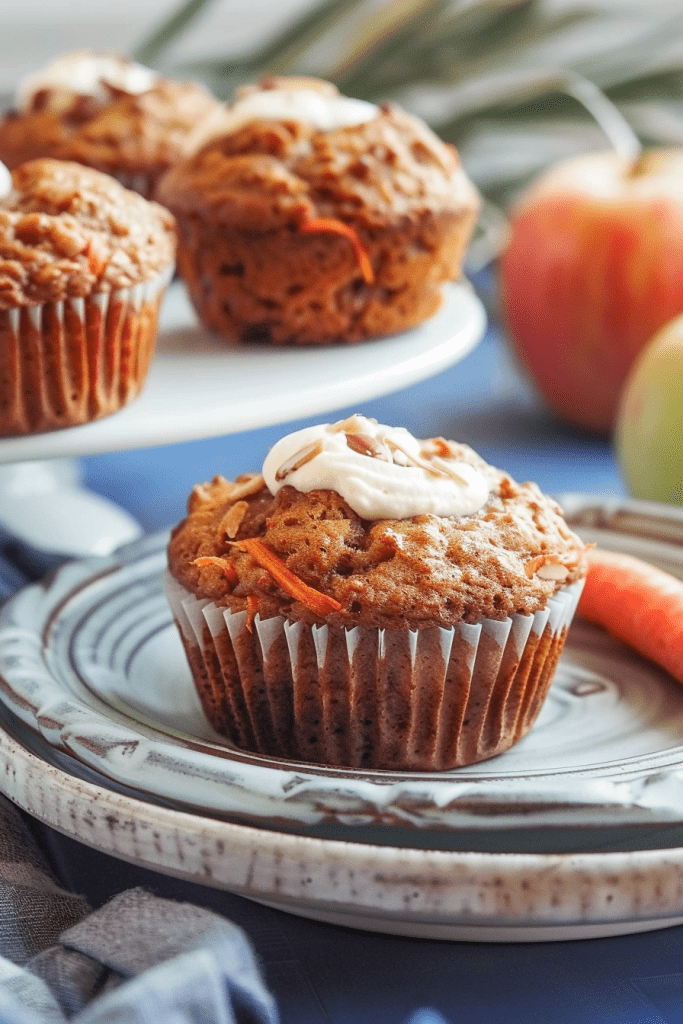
[61,271,674,1024]
[41,828,683,1024]
[80,275,626,533]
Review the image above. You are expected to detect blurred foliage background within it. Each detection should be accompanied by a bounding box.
[134,0,683,265]
[135,0,683,190]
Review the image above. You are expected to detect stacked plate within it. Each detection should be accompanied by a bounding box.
[2,498,683,941]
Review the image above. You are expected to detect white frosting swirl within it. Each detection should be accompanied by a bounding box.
[0,162,11,200]
[16,52,158,113]
[186,85,377,153]
[262,416,489,520]
[226,87,376,133]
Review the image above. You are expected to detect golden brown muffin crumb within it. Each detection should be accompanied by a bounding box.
[168,446,588,629]
[156,83,480,345]
[0,76,223,198]
[0,159,175,307]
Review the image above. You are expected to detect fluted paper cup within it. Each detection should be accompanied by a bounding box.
[0,262,174,436]
[165,572,584,771]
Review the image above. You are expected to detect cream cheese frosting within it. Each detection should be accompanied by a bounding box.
[16,52,158,113]
[224,86,377,134]
[262,415,490,520]
[186,82,378,153]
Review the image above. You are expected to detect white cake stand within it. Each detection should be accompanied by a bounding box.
[0,281,486,557]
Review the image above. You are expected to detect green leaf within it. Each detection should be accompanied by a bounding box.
[133,0,219,67]
[132,0,683,207]
[247,0,370,75]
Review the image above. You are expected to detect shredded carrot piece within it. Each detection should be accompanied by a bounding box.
[300,217,374,284]
[246,594,259,632]
[193,555,238,585]
[432,438,453,458]
[577,547,683,685]
[84,237,107,278]
[236,538,342,617]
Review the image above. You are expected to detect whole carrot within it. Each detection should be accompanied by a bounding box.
[577,547,683,684]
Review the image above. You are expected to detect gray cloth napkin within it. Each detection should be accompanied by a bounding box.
[0,542,451,1024]
[0,793,279,1024]
[0,548,278,1023]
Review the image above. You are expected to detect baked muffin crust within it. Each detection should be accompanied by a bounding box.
[160,101,477,226]
[0,158,175,307]
[0,72,222,198]
[168,442,588,630]
[156,83,480,345]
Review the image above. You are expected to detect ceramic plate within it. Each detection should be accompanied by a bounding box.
[0,281,486,463]
[3,497,683,858]
[5,720,683,942]
[5,497,683,940]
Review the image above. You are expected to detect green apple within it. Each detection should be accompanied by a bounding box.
[616,313,683,504]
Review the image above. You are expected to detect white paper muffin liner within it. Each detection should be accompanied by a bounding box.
[164,572,585,771]
[0,263,174,436]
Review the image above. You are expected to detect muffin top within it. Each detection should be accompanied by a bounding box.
[0,158,176,307]
[156,77,479,230]
[167,415,588,630]
[0,51,222,187]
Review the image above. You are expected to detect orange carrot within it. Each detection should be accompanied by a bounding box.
[577,547,683,683]
[193,555,238,585]
[246,594,259,632]
[84,237,108,278]
[300,217,375,284]
[235,538,342,617]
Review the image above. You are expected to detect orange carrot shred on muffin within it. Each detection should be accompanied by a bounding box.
[246,594,260,631]
[300,217,375,284]
[193,555,238,585]
[235,538,343,616]
[577,547,683,683]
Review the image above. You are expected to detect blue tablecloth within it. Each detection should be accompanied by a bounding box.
[11,272,683,1024]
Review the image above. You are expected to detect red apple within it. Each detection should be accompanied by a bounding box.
[499,148,683,434]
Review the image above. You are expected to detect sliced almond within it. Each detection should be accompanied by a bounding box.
[228,473,266,501]
[536,563,570,581]
[387,438,461,481]
[190,482,213,506]
[428,456,470,487]
[386,438,433,472]
[329,414,377,434]
[345,432,390,461]
[217,500,248,541]
[275,441,323,481]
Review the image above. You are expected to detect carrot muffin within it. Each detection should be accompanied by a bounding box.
[156,76,481,346]
[165,415,588,770]
[0,51,223,199]
[0,157,175,436]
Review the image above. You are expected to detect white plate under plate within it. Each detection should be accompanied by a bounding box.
[0,280,486,463]
[4,496,683,940]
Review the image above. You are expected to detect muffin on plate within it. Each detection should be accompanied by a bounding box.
[155,76,481,346]
[0,51,223,199]
[0,157,175,436]
[165,415,588,770]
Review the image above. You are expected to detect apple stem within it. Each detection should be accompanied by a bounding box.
[560,72,642,163]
